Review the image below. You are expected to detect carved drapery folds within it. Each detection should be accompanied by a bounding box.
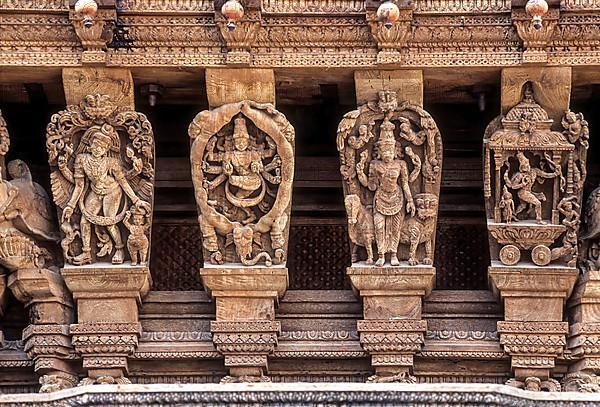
[0,110,76,392]
[45,93,155,385]
[337,88,442,382]
[485,80,588,390]
[190,98,294,381]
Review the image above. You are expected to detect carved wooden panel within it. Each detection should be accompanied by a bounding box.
[150,221,203,291]
[287,223,352,290]
[434,222,490,290]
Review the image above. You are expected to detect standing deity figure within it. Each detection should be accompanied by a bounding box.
[503,152,559,224]
[46,94,155,267]
[356,117,415,267]
[123,206,150,266]
[61,126,150,265]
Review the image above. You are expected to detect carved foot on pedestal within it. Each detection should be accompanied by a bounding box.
[78,376,132,386]
[39,373,77,393]
[220,375,271,384]
[506,377,561,392]
[366,372,417,384]
[562,373,600,393]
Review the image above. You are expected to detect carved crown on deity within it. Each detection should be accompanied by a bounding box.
[484,82,588,268]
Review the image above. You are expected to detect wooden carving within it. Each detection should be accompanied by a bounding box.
[484,82,588,268]
[337,90,443,267]
[0,110,60,272]
[189,101,295,267]
[45,94,155,267]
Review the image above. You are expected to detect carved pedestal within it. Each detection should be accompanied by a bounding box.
[8,268,76,392]
[348,265,435,382]
[200,265,287,381]
[490,264,577,390]
[563,270,600,391]
[62,265,150,384]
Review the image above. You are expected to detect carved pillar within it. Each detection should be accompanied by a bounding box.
[46,67,155,385]
[0,110,77,392]
[338,70,441,382]
[486,67,587,391]
[190,68,294,382]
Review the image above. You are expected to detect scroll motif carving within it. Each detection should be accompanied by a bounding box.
[189,101,294,267]
[336,91,443,267]
[484,82,588,268]
[45,94,155,267]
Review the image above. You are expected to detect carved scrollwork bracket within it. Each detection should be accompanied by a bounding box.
[70,7,115,65]
[366,1,413,65]
[512,8,558,64]
[215,1,262,66]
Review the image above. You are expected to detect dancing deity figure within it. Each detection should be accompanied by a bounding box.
[357,117,415,267]
[61,125,150,265]
[503,152,559,224]
[123,206,150,266]
[203,117,268,224]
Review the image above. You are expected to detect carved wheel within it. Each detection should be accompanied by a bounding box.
[531,244,551,266]
[499,244,520,266]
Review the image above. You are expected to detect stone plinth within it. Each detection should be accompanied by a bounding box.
[564,270,600,391]
[489,262,578,389]
[8,268,76,392]
[347,264,435,382]
[200,265,288,381]
[62,264,150,385]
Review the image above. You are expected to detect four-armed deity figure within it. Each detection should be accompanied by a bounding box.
[503,152,560,224]
[61,125,150,265]
[357,117,415,266]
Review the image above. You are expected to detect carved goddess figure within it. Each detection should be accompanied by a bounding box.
[503,152,559,224]
[46,94,155,267]
[60,126,150,265]
[356,117,415,266]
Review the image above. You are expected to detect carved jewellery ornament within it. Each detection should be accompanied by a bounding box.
[337,91,443,267]
[189,101,294,267]
[484,82,588,267]
[46,94,155,267]
[0,111,60,273]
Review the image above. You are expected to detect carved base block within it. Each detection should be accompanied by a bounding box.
[200,266,288,379]
[490,264,576,381]
[62,265,150,384]
[348,265,434,380]
[212,320,280,378]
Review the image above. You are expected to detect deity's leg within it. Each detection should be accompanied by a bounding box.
[374,212,386,266]
[388,213,402,266]
[73,193,102,265]
[103,189,125,264]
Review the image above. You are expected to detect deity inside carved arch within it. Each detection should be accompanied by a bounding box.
[59,125,151,265]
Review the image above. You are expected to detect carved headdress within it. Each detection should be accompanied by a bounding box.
[377,117,396,148]
[233,116,250,140]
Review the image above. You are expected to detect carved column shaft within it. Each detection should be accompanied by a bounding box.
[193,68,294,382]
[340,70,441,382]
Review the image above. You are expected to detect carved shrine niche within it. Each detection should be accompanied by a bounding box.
[46,94,155,268]
[337,90,443,268]
[189,101,295,268]
[484,82,588,268]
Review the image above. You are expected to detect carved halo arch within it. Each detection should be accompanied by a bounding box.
[189,100,295,236]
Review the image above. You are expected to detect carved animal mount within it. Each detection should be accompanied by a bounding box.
[46,94,155,267]
[337,91,443,267]
[484,82,588,267]
[189,101,295,267]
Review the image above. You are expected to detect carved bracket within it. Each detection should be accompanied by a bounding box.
[512,9,558,64]
[70,8,115,64]
[215,3,262,66]
[366,5,413,65]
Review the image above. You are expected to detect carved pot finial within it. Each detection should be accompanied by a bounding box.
[221,0,244,31]
[74,0,98,28]
[525,0,549,30]
[377,1,400,29]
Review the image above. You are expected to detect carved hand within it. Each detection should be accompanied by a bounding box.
[224,162,234,176]
[407,200,416,217]
[132,157,143,173]
[62,206,73,223]
[58,155,67,169]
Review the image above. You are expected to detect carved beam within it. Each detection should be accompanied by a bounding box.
[50,67,154,385]
[486,67,587,391]
[192,67,294,382]
[340,70,441,382]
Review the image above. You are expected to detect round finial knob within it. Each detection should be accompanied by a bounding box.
[525,0,548,30]
[221,0,244,31]
[377,1,400,29]
[74,0,98,28]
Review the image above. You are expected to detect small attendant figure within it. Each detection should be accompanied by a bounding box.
[123,205,150,266]
[499,185,517,223]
